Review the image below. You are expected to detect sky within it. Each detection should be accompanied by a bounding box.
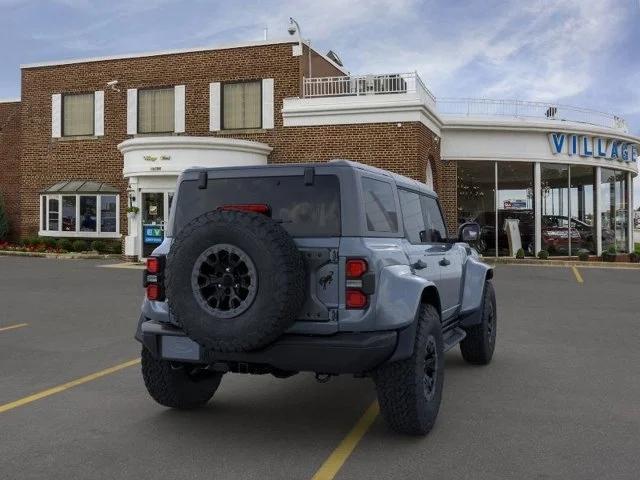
[1,0,639,204]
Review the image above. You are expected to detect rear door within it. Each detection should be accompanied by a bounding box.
[421,195,463,320]
[398,189,440,284]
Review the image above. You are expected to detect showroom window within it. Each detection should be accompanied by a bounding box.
[457,161,496,256]
[62,92,94,136]
[497,163,534,256]
[222,81,262,130]
[138,87,175,133]
[40,181,120,238]
[601,168,629,253]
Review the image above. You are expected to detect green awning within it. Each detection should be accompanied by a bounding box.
[41,180,119,194]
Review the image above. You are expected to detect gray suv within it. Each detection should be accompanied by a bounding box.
[136,160,496,435]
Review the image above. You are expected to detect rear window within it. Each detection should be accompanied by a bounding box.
[173,175,341,237]
[362,177,398,233]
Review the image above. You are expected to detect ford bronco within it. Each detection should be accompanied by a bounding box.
[136,160,496,435]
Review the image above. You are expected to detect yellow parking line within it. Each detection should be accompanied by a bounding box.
[311,401,379,480]
[572,266,584,284]
[0,358,140,414]
[0,323,28,333]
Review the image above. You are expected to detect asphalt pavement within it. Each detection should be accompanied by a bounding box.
[0,257,639,479]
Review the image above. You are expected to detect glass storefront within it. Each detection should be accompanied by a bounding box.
[601,168,629,253]
[497,163,534,256]
[457,161,496,256]
[457,161,632,257]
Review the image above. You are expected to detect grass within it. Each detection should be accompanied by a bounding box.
[635,243,640,255]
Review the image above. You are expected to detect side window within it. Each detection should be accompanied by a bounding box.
[399,189,427,243]
[421,195,448,242]
[362,177,398,233]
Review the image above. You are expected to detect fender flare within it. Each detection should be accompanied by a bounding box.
[458,256,494,327]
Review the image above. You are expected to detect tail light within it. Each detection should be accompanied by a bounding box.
[220,204,271,215]
[345,258,373,309]
[144,256,165,301]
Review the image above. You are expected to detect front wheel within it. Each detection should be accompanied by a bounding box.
[460,280,497,365]
[373,304,444,435]
[141,347,223,409]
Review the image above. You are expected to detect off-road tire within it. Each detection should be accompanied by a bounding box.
[165,210,305,352]
[141,347,223,409]
[460,280,496,365]
[373,304,444,436]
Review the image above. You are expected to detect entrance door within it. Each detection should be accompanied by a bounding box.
[141,192,171,258]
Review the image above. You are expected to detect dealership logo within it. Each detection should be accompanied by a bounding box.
[548,133,638,163]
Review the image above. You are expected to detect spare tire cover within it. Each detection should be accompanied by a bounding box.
[165,210,305,352]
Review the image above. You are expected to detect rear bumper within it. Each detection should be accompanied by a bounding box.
[136,317,398,375]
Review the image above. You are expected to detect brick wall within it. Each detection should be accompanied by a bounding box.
[0,101,21,239]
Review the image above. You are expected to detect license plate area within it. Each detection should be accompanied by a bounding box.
[161,336,201,361]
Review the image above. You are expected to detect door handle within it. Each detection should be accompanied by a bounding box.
[439,258,451,266]
[411,259,428,270]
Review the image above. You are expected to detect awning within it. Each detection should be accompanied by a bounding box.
[41,180,120,194]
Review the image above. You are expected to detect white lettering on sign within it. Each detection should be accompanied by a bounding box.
[548,133,638,163]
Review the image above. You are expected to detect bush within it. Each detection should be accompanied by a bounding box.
[0,193,9,241]
[21,235,39,247]
[602,245,617,262]
[71,239,88,252]
[107,241,122,254]
[577,250,590,261]
[629,252,640,263]
[537,250,549,260]
[40,237,58,249]
[91,240,107,253]
[515,248,525,259]
[57,238,73,252]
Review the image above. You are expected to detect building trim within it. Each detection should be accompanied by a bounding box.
[282,95,443,135]
[0,98,20,103]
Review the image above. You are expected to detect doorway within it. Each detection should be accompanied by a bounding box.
[140,191,174,258]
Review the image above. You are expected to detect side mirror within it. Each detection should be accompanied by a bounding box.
[458,222,480,243]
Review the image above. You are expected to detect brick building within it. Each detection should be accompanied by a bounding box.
[0,38,637,259]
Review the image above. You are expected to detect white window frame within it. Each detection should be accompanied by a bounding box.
[39,193,120,238]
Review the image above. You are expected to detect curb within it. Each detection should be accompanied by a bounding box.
[0,250,122,260]
[487,258,640,269]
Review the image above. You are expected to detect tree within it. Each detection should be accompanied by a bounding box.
[0,192,9,241]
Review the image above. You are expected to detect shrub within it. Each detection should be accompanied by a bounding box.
[107,241,122,254]
[515,248,525,259]
[602,245,617,262]
[537,250,549,260]
[91,240,107,253]
[577,250,590,261]
[71,239,88,252]
[0,193,9,241]
[629,252,640,263]
[21,235,39,247]
[57,238,73,252]
[40,237,58,249]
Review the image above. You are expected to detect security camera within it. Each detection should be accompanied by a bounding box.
[287,24,297,35]
[107,80,120,92]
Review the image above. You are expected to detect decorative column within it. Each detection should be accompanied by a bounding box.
[534,162,541,255]
[595,167,602,256]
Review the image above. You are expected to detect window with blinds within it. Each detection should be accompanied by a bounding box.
[222,81,262,130]
[138,88,175,133]
[63,93,94,136]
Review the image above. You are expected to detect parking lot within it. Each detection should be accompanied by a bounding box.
[1,256,639,479]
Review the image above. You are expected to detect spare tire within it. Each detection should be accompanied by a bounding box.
[165,210,305,352]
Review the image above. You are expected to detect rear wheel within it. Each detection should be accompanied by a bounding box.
[373,304,444,435]
[141,347,223,409]
[460,280,496,365]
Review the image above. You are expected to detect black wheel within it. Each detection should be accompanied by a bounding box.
[165,210,305,352]
[460,280,496,365]
[373,304,444,436]
[141,347,223,409]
